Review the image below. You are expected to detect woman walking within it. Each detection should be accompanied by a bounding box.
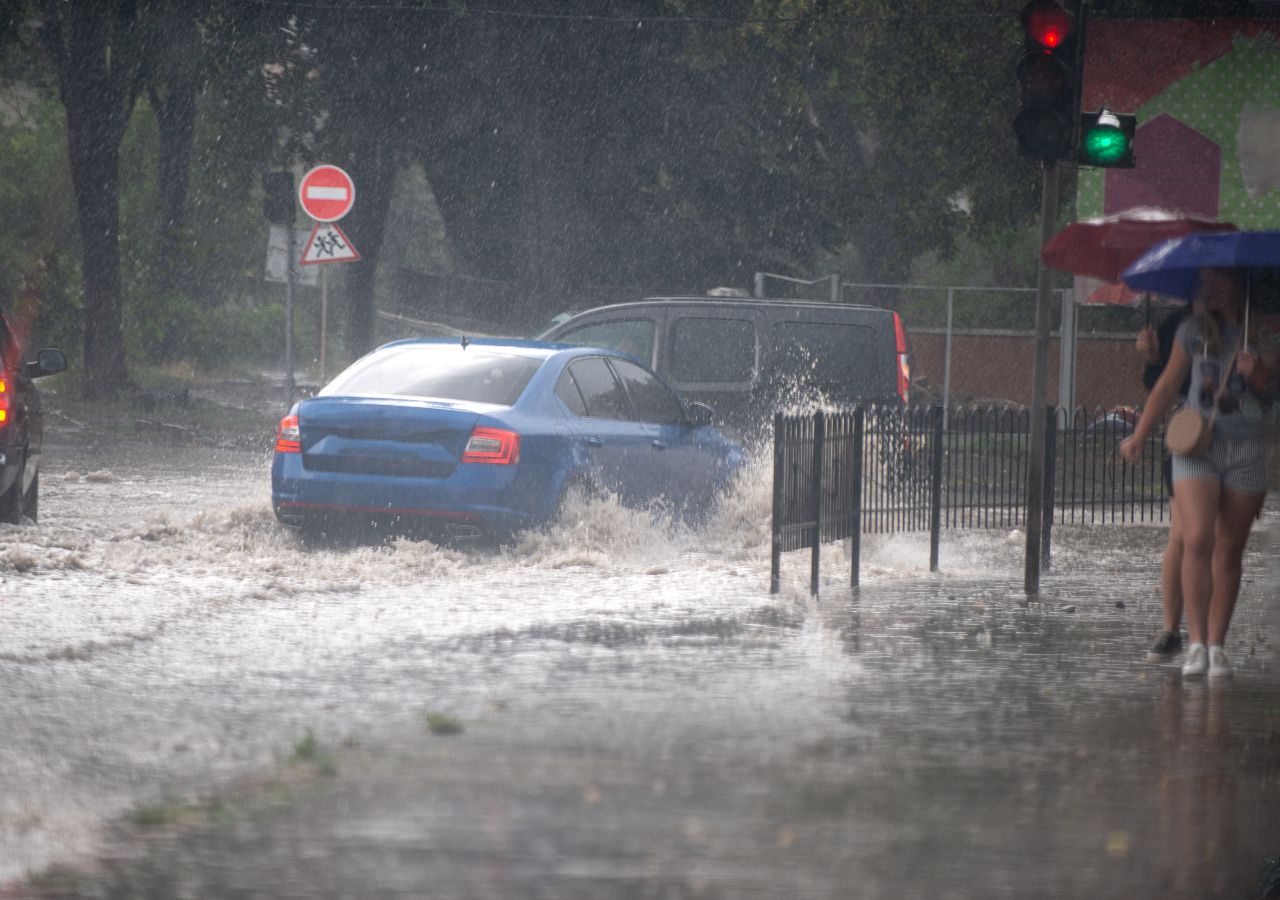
[1135,303,1191,662]
[1120,267,1276,677]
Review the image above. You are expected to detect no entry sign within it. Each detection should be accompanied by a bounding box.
[298,164,355,222]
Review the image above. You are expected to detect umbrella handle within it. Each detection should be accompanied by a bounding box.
[1244,278,1250,353]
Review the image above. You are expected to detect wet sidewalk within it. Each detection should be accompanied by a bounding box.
[15,517,1280,900]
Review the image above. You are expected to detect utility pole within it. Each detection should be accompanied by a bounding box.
[1013,0,1086,593]
[1024,161,1058,595]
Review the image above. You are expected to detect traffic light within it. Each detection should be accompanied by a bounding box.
[262,170,294,225]
[1013,0,1080,161]
[1078,108,1136,168]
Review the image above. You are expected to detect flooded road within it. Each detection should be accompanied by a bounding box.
[2,429,1277,898]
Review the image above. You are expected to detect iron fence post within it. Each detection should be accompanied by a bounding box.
[810,411,825,596]
[929,404,944,572]
[851,408,864,588]
[770,412,784,593]
[1042,405,1057,568]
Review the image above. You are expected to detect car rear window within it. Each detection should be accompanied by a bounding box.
[669,316,755,383]
[770,322,888,388]
[321,345,543,406]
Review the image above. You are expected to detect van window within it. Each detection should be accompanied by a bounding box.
[771,322,885,386]
[669,316,755,383]
[556,319,655,364]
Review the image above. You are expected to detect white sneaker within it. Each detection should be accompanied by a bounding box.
[1208,646,1233,678]
[1182,644,1207,677]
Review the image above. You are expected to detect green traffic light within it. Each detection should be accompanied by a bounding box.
[1077,109,1136,168]
[1083,124,1128,164]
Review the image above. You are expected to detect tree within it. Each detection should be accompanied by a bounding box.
[733,0,1040,284]
[36,0,147,395]
[140,1,203,306]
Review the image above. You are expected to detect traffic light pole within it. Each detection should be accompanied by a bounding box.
[1024,158,1059,596]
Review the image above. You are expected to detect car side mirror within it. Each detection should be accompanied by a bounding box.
[685,400,715,427]
[25,348,68,379]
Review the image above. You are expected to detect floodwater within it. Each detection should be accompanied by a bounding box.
[1,429,1277,898]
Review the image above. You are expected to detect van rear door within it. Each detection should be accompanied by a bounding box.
[765,316,897,407]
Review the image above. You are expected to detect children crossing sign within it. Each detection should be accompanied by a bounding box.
[300,222,361,265]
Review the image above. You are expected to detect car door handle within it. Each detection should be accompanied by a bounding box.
[585,436,603,447]
[651,440,667,450]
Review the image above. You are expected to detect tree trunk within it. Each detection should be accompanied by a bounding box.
[151,79,198,305]
[64,93,130,395]
[339,141,395,360]
[39,0,140,398]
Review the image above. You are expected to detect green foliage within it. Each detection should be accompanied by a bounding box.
[118,90,280,366]
[735,0,1042,283]
[291,729,320,761]
[5,0,1102,368]
[0,75,284,372]
[290,729,338,776]
[0,89,82,354]
[130,801,184,828]
[423,711,464,736]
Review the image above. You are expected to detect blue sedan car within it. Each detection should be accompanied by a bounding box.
[271,338,745,540]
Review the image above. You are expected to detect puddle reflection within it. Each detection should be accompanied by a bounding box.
[1153,678,1279,899]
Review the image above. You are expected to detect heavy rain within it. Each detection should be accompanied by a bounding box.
[1,1,1279,898]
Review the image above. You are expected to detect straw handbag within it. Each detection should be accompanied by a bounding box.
[1164,404,1213,457]
[1164,338,1238,459]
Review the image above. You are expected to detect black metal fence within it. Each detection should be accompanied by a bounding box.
[771,404,1168,594]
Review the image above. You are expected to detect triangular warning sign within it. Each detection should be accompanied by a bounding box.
[300,222,361,265]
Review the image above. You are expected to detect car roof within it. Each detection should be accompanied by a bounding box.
[375,337,577,359]
[563,296,895,316]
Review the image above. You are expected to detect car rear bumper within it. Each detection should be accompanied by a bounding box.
[270,453,549,537]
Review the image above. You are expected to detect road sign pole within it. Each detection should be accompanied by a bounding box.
[295,163,357,393]
[320,266,329,382]
[285,225,296,410]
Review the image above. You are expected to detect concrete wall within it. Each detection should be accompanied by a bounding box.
[910,330,1144,411]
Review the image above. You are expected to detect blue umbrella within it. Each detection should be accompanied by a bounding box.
[1121,229,1280,299]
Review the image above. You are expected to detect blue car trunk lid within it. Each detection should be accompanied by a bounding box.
[297,396,482,478]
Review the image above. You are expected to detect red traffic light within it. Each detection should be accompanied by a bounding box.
[1021,0,1072,50]
[1014,0,1079,161]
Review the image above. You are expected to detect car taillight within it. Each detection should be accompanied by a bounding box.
[275,414,301,453]
[892,312,910,404]
[462,426,520,465]
[0,377,7,424]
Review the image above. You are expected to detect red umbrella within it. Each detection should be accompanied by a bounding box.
[1041,206,1237,283]
[1083,280,1143,306]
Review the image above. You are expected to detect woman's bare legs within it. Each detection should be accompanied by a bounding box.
[1207,487,1266,646]
[1161,505,1184,633]
[1173,477,1221,646]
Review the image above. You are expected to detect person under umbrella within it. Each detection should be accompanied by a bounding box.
[1120,266,1277,677]
[1135,300,1193,663]
[1043,208,1238,666]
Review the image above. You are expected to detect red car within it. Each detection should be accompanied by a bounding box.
[0,312,67,523]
